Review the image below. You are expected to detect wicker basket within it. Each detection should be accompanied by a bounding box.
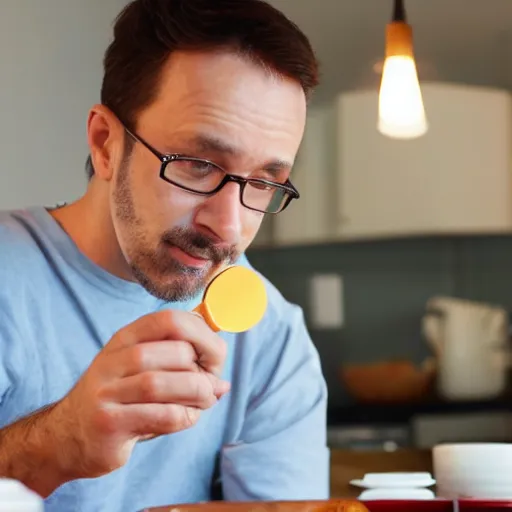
[339,359,436,404]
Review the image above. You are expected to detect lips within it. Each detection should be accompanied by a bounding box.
[161,227,238,267]
[168,245,210,268]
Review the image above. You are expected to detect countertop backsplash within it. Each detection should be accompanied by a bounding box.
[248,234,512,408]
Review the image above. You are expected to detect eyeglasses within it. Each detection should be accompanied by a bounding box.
[122,125,300,214]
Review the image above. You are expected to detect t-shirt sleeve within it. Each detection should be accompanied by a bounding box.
[0,223,26,415]
[0,307,23,414]
[220,302,330,501]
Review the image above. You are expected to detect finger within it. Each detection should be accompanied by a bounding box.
[108,310,227,377]
[106,341,199,378]
[104,371,228,409]
[115,403,202,436]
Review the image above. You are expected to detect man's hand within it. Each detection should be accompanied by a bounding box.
[0,309,229,496]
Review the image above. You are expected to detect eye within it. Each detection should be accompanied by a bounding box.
[172,158,219,179]
[185,159,215,173]
[250,181,274,191]
[254,168,290,185]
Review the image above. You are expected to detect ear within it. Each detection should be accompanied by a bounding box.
[86,105,124,182]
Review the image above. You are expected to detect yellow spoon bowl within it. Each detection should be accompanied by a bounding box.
[193,265,267,333]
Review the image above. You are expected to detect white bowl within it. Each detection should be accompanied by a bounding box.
[359,488,435,501]
[433,443,512,499]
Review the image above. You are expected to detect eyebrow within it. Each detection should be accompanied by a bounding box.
[181,133,293,177]
[192,134,238,157]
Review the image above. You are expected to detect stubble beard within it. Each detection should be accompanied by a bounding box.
[112,151,238,302]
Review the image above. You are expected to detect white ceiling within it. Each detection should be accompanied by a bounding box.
[268,0,512,104]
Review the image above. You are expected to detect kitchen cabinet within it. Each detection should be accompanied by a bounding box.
[336,83,512,240]
[253,82,512,248]
[270,104,337,246]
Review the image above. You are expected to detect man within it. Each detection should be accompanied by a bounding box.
[0,0,329,511]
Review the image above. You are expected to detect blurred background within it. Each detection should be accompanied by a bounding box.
[3,0,512,498]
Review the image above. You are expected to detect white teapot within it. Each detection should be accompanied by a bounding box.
[422,296,510,401]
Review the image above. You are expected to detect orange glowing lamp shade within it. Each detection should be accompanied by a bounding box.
[193,266,267,333]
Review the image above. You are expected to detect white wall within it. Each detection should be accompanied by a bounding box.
[0,1,124,209]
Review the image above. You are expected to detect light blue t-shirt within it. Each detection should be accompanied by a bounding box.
[0,207,329,512]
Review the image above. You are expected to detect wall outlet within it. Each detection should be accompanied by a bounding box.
[309,274,344,329]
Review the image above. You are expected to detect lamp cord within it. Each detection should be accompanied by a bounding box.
[393,0,406,22]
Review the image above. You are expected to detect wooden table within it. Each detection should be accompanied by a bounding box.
[145,501,368,512]
[330,448,433,498]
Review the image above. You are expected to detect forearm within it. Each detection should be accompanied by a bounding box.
[0,402,74,498]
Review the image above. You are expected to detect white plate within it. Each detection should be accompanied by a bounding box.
[350,475,436,489]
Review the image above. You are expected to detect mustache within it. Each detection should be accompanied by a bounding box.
[161,227,238,265]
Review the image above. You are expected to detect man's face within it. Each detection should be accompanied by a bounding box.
[109,51,306,301]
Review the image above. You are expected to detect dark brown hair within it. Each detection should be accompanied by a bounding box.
[86,0,319,179]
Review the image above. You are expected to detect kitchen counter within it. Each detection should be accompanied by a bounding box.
[327,395,512,426]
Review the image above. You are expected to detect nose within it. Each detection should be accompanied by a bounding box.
[194,181,243,245]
